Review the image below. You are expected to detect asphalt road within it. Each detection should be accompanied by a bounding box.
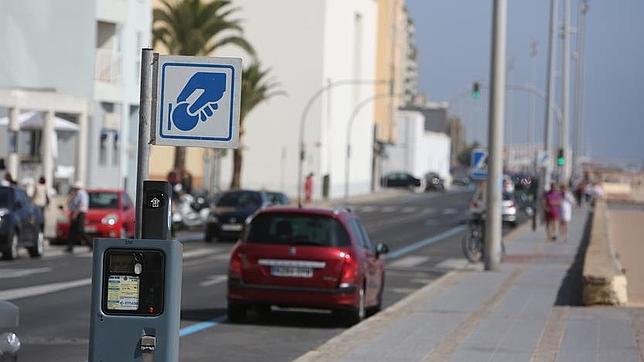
[0,188,489,362]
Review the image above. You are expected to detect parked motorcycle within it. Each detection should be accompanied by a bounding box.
[461,212,505,263]
[171,193,210,233]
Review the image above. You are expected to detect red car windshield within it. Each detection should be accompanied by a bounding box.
[246,213,350,247]
[89,192,119,209]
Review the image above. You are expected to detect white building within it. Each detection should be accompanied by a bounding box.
[383,110,452,184]
[0,0,150,195]
[214,0,378,199]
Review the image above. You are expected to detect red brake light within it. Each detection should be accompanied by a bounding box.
[339,252,359,287]
[229,249,242,280]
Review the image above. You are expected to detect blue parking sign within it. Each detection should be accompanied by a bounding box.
[470,149,488,180]
[151,55,242,148]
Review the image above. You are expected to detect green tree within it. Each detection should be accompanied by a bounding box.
[153,0,254,170]
[230,62,283,189]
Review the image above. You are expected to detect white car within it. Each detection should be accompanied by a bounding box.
[469,189,517,227]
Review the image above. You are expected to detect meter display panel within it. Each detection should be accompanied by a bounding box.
[107,275,140,311]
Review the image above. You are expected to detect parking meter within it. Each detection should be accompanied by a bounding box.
[89,238,182,362]
[89,180,182,362]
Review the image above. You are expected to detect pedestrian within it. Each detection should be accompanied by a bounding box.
[574,181,584,207]
[559,184,575,242]
[67,181,91,252]
[304,173,314,204]
[1,172,17,187]
[584,182,593,203]
[592,182,604,206]
[31,176,50,218]
[543,183,562,241]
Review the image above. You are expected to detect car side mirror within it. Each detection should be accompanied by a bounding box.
[375,243,389,258]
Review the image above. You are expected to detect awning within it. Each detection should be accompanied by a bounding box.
[0,111,79,132]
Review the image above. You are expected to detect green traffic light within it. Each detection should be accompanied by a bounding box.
[472,91,480,99]
[557,157,565,166]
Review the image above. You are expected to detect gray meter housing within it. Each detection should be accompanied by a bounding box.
[89,238,182,362]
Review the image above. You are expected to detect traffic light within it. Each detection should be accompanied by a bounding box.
[557,148,565,166]
[471,82,481,99]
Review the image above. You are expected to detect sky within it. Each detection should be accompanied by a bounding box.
[406,0,644,165]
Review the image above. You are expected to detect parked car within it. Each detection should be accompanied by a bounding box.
[0,186,44,260]
[469,187,518,227]
[227,206,389,325]
[205,190,280,242]
[424,172,445,192]
[0,301,20,361]
[380,172,421,189]
[55,189,135,244]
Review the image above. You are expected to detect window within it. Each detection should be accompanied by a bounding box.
[350,219,372,251]
[358,222,374,252]
[89,192,120,209]
[246,213,350,247]
[122,193,133,209]
[217,191,262,209]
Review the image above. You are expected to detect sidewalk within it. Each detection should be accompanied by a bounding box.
[297,207,644,362]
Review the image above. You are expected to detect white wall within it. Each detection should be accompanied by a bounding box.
[217,0,378,199]
[384,110,451,182]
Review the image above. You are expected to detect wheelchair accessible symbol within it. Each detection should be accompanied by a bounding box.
[169,72,227,131]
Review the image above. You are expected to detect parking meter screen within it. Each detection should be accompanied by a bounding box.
[109,254,135,274]
[107,275,140,311]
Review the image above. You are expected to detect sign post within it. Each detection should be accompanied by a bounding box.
[89,50,242,361]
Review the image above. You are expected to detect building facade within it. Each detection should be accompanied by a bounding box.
[0,0,150,196]
[182,0,379,199]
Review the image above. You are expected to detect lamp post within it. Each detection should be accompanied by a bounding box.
[297,79,390,205]
[344,93,401,200]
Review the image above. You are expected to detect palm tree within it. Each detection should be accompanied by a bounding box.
[230,62,283,189]
[153,0,255,170]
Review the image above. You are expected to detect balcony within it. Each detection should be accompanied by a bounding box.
[95,48,122,84]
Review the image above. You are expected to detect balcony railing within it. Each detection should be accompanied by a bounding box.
[95,48,122,83]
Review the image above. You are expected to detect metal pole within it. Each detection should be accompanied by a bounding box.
[529,38,538,148]
[572,1,589,179]
[538,0,559,224]
[484,0,507,271]
[135,48,154,238]
[561,0,572,183]
[297,79,389,205]
[344,93,398,200]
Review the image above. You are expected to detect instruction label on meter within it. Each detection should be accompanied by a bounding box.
[107,275,140,311]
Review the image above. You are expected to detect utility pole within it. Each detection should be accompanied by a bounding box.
[560,0,572,183]
[485,0,507,271]
[541,0,558,199]
[506,56,515,147]
[529,38,539,148]
[572,0,589,179]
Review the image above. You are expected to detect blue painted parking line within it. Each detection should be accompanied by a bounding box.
[179,315,226,337]
[385,225,466,260]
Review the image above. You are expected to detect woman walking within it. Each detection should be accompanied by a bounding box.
[543,183,562,241]
[559,184,575,242]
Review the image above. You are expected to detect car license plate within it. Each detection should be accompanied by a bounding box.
[271,266,313,278]
[221,224,243,231]
[85,225,97,233]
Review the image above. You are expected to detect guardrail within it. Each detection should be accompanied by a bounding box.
[582,200,628,305]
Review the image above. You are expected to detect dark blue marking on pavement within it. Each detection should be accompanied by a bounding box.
[386,225,466,260]
[179,315,226,337]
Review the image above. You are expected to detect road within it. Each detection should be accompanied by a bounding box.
[0,188,502,362]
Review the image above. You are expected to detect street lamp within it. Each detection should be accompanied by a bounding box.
[296,79,391,205]
[344,93,402,200]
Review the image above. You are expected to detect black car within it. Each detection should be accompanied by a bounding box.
[424,172,445,192]
[381,172,421,189]
[0,186,44,260]
[205,190,289,242]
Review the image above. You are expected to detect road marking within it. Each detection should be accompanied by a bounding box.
[422,207,435,214]
[183,248,219,259]
[401,206,417,213]
[443,208,458,215]
[391,287,416,294]
[358,206,376,213]
[386,225,466,260]
[209,253,230,261]
[382,206,398,213]
[389,256,429,268]
[179,315,226,337]
[0,278,91,301]
[199,274,227,287]
[0,267,52,279]
[411,278,434,284]
[435,258,470,270]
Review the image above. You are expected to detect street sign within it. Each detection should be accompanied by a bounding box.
[151,55,242,148]
[470,148,488,180]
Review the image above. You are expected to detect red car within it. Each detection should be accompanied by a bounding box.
[227,207,389,325]
[55,189,135,243]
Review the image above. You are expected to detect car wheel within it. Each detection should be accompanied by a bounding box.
[28,230,45,258]
[343,284,366,326]
[368,276,384,317]
[227,302,247,323]
[2,230,19,260]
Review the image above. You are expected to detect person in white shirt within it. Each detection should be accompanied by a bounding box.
[67,181,90,252]
[559,184,575,242]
